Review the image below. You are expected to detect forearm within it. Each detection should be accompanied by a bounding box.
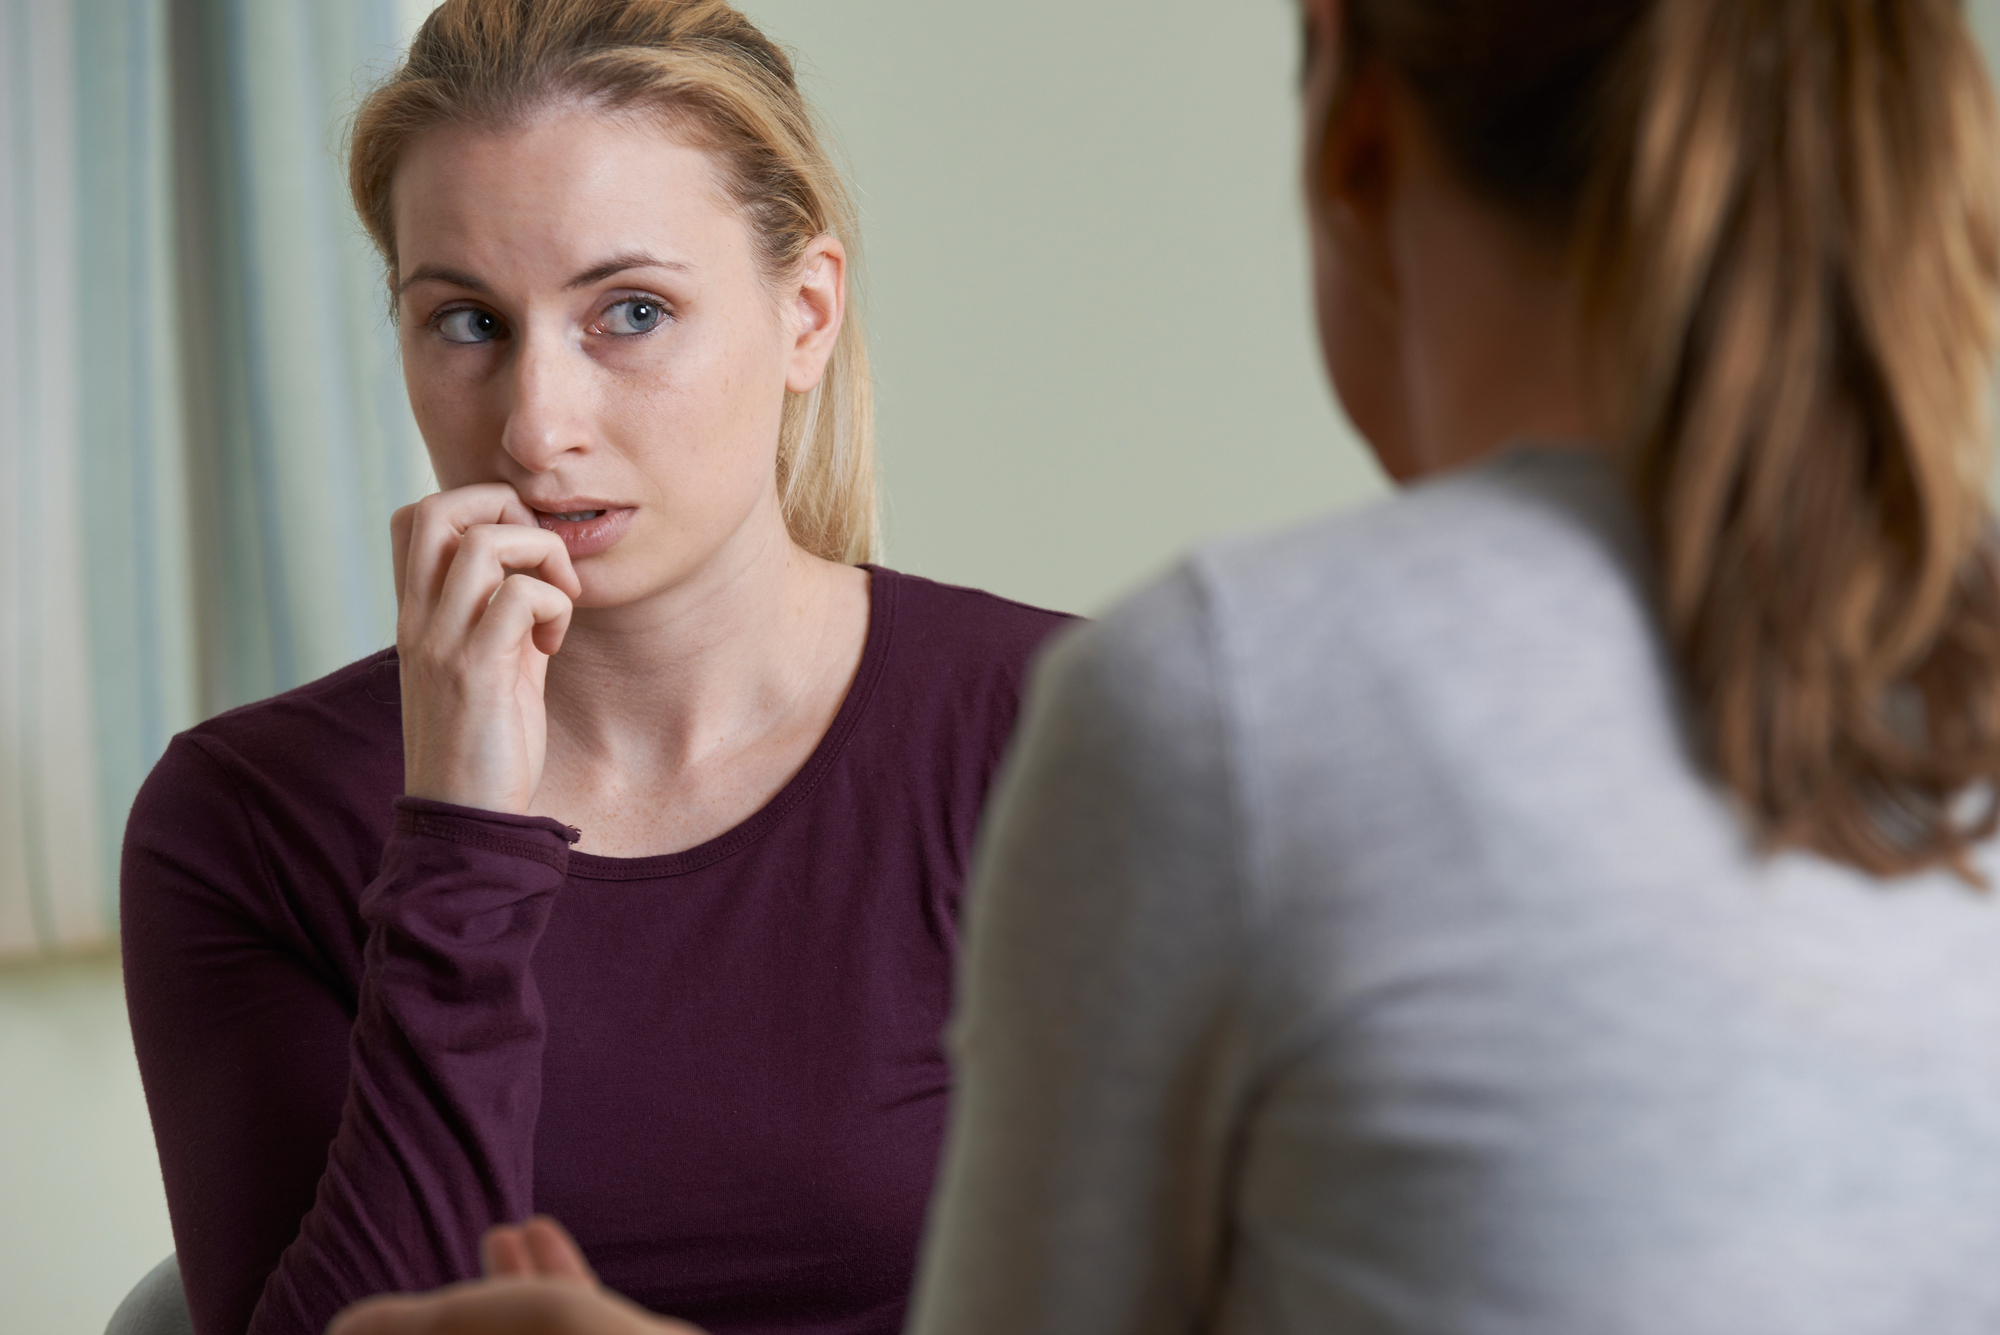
[246,800,577,1335]
[124,737,580,1335]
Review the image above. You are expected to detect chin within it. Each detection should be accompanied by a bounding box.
[559,541,650,610]
[568,561,666,611]
[568,537,719,612]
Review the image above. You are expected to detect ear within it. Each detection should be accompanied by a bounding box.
[1300,0,1395,301]
[1299,0,1345,194]
[1313,55,1399,300]
[785,234,847,394]
[1301,13,1419,479]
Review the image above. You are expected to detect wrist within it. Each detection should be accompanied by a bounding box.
[391,797,581,857]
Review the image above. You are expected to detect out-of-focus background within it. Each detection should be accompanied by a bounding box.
[3,0,2000,1329]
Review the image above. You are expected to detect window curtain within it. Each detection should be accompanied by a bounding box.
[0,0,432,959]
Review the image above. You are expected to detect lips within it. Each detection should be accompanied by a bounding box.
[530,503,637,560]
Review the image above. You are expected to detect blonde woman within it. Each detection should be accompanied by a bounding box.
[341,0,2000,1333]
[118,4,1070,1335]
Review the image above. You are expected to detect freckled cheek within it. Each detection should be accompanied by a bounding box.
[616,333,781,495]
[603,381,739,510]
[404,358,501,484]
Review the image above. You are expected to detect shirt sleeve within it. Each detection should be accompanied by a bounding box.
[906,566,1257,1335]
[120,734,577,1335]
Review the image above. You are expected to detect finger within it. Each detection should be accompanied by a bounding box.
[432,525,578,643]
[483,1223,535,1278]
[522,1215,599,1284]
[391,503,418,609]
[465,573,575,662]
[401,484,550,621]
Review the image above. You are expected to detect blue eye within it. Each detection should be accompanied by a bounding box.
[601,297,666,336]
[435,308,504,344]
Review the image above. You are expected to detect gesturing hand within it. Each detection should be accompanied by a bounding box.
[325,1273,687,1335]
[392,486,583,814]
[326,1218,700,1335]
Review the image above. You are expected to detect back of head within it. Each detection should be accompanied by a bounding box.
[1338,0,2000,880]
[350,0,876,564]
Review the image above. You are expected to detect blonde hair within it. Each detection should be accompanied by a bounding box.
[350,0,877,564]
[1337,0,2000,880]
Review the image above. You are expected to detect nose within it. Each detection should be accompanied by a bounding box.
[498,321,590,473]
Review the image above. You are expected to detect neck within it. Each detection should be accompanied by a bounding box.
[1392,175,1602,476]
[541,501,850,778]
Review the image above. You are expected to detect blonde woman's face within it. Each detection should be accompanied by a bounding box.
[391,111,844,608]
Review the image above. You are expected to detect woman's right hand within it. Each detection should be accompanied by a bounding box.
[392,485,583,814]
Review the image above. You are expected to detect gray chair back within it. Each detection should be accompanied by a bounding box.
[105,1254,193,1335]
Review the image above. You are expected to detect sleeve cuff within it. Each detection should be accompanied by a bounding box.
[391,797,582,872]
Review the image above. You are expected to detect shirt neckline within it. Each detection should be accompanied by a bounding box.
[563,565,900,882]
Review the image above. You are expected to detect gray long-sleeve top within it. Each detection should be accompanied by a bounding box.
[908,449,2000,1335]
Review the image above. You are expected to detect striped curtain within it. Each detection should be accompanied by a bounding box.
[0,0,432,959]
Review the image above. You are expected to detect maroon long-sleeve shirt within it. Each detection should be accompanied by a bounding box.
[120,568,1072,1335]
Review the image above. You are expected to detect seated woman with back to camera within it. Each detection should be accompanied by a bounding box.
[117,3,1073,1334]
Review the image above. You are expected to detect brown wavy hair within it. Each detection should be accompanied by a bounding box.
[1334,0,2000,879]
[349,0,877,564]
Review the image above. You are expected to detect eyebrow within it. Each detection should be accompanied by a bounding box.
[395,252,693,299]
[563,252,692,289]
[395,263,489,298]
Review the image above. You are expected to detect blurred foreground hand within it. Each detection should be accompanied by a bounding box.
[329,1217,704,1335]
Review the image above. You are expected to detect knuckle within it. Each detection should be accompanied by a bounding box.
[485,576,532,614]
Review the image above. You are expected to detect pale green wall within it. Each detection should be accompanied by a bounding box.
[0,957,171,1334]
[738,0,1386,614]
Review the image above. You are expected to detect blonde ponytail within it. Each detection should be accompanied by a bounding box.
[1582,0,2000,877]
[1340,0,2000,878]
